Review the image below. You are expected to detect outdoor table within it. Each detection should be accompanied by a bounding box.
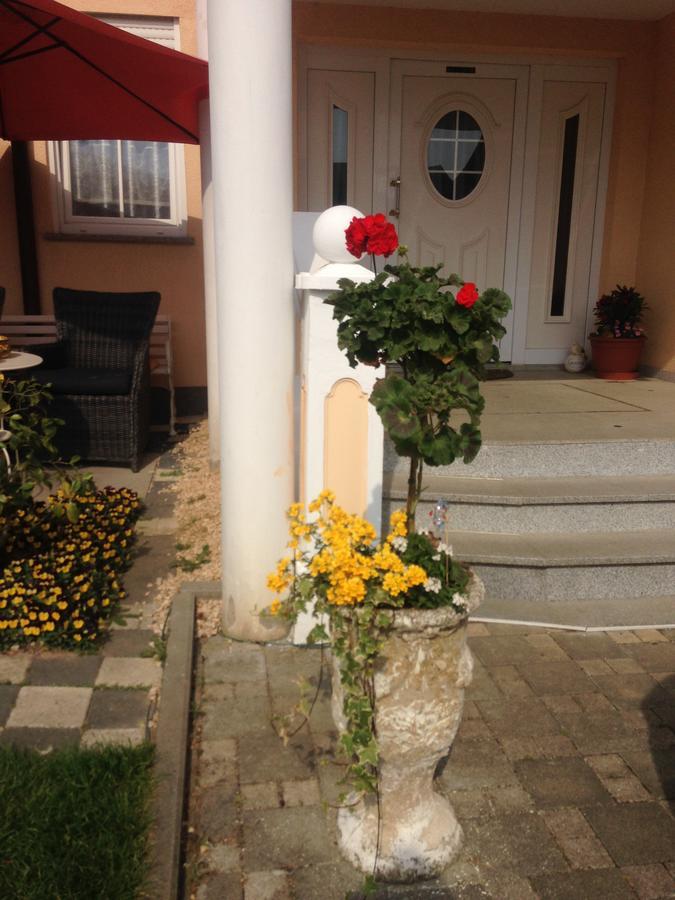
[0,350,43,472]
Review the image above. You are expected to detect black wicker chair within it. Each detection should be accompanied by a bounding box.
[32,288,160,471]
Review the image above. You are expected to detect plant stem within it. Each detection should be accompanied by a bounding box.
[406,454,423,534]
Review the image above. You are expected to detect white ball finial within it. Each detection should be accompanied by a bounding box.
[313,205,365,264]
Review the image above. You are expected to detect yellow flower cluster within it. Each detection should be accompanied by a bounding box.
[267,492,427,610]
[0,487,141,649]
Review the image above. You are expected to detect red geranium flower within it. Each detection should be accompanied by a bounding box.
[456,282,479,308]
[345,214,399,259]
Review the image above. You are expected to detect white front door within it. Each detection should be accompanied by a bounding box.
[390,61,528,361]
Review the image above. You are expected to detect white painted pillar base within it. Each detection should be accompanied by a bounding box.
[207,0,293,641]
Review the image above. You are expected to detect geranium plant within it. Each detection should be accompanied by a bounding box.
[591,284,647,339]
[327,214,511,531]
[266,214,510,804]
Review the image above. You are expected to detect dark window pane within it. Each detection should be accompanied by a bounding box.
[456,140,484,173]
[69,140,120,217]
[427,140,456,171]
[427,110,484,201]
[550,114,580,317]
[455,172,482,200]
[431,111,458,142]
[458,111,482,141]
[332,106,348,205]
[429,169,455,200]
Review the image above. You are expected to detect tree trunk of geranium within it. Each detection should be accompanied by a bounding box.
[406,454,423,534]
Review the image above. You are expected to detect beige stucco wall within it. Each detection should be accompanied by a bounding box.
[1,3,671,387]
[293,2,657,298]
[636,12,675,376]
[0,0,206,389]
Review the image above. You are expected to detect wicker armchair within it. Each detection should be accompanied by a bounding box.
[32,288,160,471]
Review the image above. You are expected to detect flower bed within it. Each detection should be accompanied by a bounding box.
[0,487,141,649]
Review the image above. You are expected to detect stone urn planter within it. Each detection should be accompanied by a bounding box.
[332,573,484,882]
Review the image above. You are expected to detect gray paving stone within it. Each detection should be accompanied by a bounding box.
[27,653,102,686]
[238,731,315,784]
[469,635,564,667]
[100,629,156,658]
[462,812,569,877]
[0,655,30,684]
[552,632,630,660]
[85,688,148,729]
[621,749,675,801]
[291,861,362,900]
[437,737,520,791]
[281,778,321,807]
[7,686,91,728]
[203,637,266,683]
[96,657,161,688]
[243,870,292,900]
[621,863,675,900]
[465,665,501,701]
[620,642,675,673]
[142,483,175,517]
[124,534,176,602]
[476,698,562,738]
[514,758,613,808]
[582,803,675,865]
[591,674,670,709]
[448,785,535,820]
[202,693,272,739]
[196,871,243,900]
[530,868,637,899]
[486,665,535,698]
[198,783,239,843]
[518,660,598,695]
[241,807,334,869]
[0,727,80,750]
[542,808,613,870]
[207,841,240,874]
[500,734,578,761]
[553,710,652,755]
[0,685,19,726]
[241,782,280,810]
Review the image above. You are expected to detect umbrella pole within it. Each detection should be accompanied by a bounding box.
[11,141,41,314]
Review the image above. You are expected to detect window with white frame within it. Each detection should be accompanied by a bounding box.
[50,16,187,237]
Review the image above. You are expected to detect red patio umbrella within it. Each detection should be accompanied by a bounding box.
[0,0,208,143]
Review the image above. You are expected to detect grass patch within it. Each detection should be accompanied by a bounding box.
[0,742,154,900]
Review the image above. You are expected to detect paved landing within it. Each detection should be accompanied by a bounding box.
[186,623,675,900]
[480,375,675,443]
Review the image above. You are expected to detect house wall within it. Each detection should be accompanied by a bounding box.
[0,0,207,392]
[636,12,675,377]
[293,2,657,299]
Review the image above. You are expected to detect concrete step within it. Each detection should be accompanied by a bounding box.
[474,593,675,628]
[444,529,675,602]
[383,473,675,533]
[383,437,675,478]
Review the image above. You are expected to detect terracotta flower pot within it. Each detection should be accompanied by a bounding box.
[332,573,484,882]
[590,335,646,381]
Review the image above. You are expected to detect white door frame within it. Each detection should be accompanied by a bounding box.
[511,62,616,364]
[297,47,617,365]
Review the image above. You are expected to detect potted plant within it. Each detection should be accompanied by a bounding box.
[589,284,647,380]
[266,213,510,883]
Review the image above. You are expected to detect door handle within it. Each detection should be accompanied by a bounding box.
[389,177,400,218]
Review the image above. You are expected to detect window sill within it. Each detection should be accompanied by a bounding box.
[43,232,195,246]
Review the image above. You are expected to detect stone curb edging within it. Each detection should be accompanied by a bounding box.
[149,588,196,900]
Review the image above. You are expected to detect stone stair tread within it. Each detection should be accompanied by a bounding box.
[385,472,675,505]
[475,593,675,628]
[448,528,675,567]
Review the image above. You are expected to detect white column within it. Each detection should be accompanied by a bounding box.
[196,0,219,469]
[207,0,294,641]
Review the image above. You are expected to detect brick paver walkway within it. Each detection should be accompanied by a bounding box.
[0,442,180,751]
[186,624,675,900]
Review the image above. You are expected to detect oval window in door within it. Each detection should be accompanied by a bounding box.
[427,110,485,202]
